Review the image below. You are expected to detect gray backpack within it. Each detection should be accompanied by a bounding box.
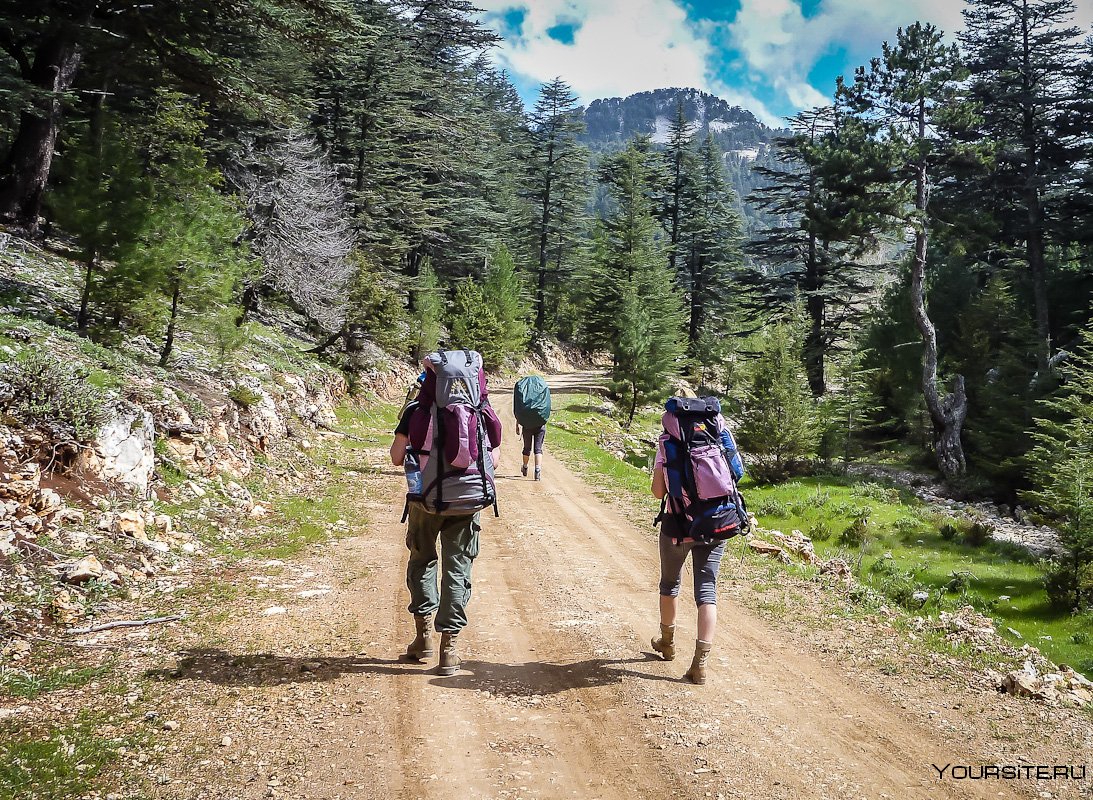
[405,350,502,516]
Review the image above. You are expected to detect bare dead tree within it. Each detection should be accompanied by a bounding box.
[232,129,355,332]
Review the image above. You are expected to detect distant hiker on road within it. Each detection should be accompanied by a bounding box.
[390,350,502,675]
[513,375,551,481]
[650,396,748,684]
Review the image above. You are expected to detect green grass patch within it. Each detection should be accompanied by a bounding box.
[0,714,137,800]
[742,476,1091,669]
[0,663,112,700]
[212,400,401,561]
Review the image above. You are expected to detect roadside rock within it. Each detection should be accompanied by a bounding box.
[115,510,147,540]
[996,662,1093,707]
[748,539,791,563]
[82,403,156,496]
[763,528,818,565]
[62,555,104,584]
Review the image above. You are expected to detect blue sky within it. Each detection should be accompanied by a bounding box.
[476,0,1093,126]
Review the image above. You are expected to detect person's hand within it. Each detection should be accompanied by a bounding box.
[515,423,521,435]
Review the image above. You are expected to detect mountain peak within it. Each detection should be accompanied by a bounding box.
[580,87,774,156]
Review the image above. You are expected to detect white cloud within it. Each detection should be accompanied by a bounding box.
[478,0,716,103]
[726,0,972,113]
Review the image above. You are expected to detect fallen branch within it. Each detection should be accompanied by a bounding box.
[69,614,183,635]
[9,629,119,650]
[15,538,65,561]
[316,422,368,442]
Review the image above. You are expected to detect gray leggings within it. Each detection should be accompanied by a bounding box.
[658,534,726,606]
[521,425,546,456]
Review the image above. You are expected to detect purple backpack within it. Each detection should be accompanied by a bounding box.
[655,396,748,544]
[405,350,502,517]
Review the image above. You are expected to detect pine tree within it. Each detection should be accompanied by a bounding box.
[482,246,531,364]
[747,104,896,396]
[844,22,970,479]
[410,264,444,362]
[449,278,505,369]
[677,134,744,368]
[659,101,698,279]
[1026,322,1093,611]
[49,114,149,335]
[525,78,589,335]
[120,93,248,367]
[959,0,1085,373]
[585,142,686,426]
[737,320,820,481]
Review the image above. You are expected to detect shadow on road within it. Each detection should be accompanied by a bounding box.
[148,648,681,693]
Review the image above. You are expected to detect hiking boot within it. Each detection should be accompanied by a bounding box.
[403,614,434,662]
[438,631,461,676]
[684,640,712,685]
[651,623,676,661]
[521,464,528,477]
[534,467,541,481]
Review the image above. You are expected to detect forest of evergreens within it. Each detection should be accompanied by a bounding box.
[1,0,1092,612]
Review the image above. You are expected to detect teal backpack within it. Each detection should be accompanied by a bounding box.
[513,376,551,430]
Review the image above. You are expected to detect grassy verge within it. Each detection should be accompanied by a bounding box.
[0,713,149,800]
[546,395,1093,672]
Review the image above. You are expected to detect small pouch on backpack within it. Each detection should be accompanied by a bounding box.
[690,444,736,500]
[689,498,745,542]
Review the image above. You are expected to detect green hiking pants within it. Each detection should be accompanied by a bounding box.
[405,502,481,633]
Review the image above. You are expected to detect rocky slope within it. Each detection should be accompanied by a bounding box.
[0,233,414,645]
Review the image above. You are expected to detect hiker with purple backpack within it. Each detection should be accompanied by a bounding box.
[650,396,748,684]
[389,350,502,675]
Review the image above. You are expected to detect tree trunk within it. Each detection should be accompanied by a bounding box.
[536,159,553,334]
[803,163,825,397]
[77,254,95,334]
[909,156,967,480]
[159,272,183,368]
[0,33,82,231]
[804,235,825,397]
[1026,185,1051,373]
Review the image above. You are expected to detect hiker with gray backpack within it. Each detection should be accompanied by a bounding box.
[650,395,748,684]
[513,375,551,481]
[390,350,502,675]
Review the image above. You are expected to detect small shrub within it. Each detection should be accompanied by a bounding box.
[0,350,107,441]
[755,498,790,518]
[1043,563,1093,612]
[808,522,833,542]
[840,516,870,547]
[962,520,993,547]
[893,517,925,536]
[879,573,926,609]
[228,385,263,408]
[806,488,831,508]
[939,521,960,541]
[945,570,975,594]
[852,481,901,504]
[788,501,810,517]
[868,554,900,578]
[1072,631,1089,646]
[830,501,870,518]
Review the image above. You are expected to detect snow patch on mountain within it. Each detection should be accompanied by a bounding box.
[652,115,671,144]
[728,147,761,162]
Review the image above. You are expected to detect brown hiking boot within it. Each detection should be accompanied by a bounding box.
[438,632,461,676]
[651,623,676,661]
[684,640,712,685]
[404,614,434,662]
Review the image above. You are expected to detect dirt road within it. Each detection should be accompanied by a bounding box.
[162,373,1075,800]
